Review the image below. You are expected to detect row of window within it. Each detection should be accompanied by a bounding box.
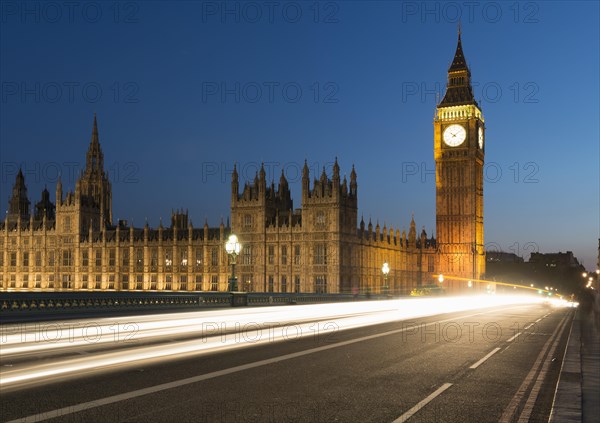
[264,274,303,293]
[262,275,327,293]
[265,245,304,265]
[0,248,435,273]
[0,274,220,291]
[0,248,221,268]
[244,211,327,228]
[0,274,328,293]
[1,243,326,268]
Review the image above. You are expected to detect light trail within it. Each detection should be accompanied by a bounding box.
[1,302,400,356]
[432,274,566,297]
[0,294,550,391]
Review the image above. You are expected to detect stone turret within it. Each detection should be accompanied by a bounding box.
[6,169,30,224]
[35,186,55,220]
[231,164,239,203]
[408,215,417,247]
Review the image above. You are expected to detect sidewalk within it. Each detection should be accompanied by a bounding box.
[550,291,600,423]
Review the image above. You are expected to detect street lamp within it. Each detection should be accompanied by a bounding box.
[438,274,444,285]
[225,234,242,291]
[382,262,390,296]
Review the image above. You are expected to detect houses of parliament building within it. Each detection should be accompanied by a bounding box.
[0,33,486,294]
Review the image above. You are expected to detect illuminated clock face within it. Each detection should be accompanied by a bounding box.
[443,124,466,147]
[478,127,484,149]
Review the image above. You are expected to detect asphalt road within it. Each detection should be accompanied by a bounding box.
[1,301,573,423]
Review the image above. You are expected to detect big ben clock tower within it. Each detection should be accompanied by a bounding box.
[434,30,485,290]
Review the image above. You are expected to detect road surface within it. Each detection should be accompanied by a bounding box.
[0,297,573,422]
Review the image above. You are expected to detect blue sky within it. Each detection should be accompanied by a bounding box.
[1,1,598,268]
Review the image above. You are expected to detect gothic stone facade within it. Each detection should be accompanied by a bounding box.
[0,119,436,294]
[0,116,235,293]
[230,160,436,294]
[434,31,486,290]
[1,33,484,294]
[0,153,436,294]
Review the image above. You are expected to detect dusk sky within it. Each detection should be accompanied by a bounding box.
[1,1,598,268]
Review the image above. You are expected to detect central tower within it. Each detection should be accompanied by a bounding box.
[76,114,113,230]
[434,31,485,289]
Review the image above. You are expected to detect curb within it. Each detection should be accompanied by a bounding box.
[549,309,581,422]
[580,299,600,423]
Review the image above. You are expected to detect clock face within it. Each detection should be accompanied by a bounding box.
[478,127,484,149]
[443,124,466,147]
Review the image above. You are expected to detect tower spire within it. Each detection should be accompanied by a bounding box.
[449,29,467,72]
[85,113,104,173]
[231,163,239,202]
[78,114,113,227]
[439,30,477,107]
[350,164,357,196]
[7,168,30,223]
[258,162,266,193]
[91,113,99,145]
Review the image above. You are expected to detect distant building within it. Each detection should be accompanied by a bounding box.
[486,250,586,293]
[485,252,530,286]
[529,251,582,269]
[486,252,524,263]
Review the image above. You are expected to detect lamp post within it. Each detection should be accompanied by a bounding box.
[225,234,241,291]
[382,262,390,296]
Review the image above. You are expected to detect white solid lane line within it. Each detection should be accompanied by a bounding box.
[469,347,502,369]
[392,383,453,422]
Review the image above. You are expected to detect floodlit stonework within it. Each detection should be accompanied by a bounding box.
[1,33,484,294]
[434,31,486,290]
